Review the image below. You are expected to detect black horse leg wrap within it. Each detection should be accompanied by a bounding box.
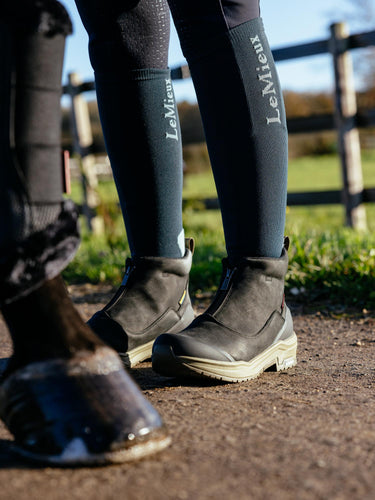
[3,0,72,36]
[0,2,78,304]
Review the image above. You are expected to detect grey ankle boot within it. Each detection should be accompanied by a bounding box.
[88,240,195,368]
[152,238,297,382]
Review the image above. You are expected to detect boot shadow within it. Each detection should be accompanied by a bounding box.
[130,361,228,390]
[0,440,47,470]
[0,357,9,375]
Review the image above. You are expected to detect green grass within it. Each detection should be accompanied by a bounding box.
[286,230,375,308]
[63,151,375,309]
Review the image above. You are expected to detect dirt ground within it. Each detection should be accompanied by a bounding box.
[0,284,374,500]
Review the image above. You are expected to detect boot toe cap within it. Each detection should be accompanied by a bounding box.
[88,311,129,353]
[152,332,234,366]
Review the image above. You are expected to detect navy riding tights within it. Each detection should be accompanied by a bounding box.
[74,0,288,259]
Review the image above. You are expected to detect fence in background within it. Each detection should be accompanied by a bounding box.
[63,22,375,232]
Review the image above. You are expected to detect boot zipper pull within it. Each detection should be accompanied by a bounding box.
[121,264,135,286]
[220,268,236,291]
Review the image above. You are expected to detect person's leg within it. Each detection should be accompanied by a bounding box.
[74,0,194,367]
[167,0,287,259]
[0,1,170,465]
[152,0,297,381]
[74,0,185,258]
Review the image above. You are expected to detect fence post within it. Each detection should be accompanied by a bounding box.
[67,72,103,234]
[329,22,367,230]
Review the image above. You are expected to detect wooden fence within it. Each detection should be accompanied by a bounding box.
[63,22,375,232]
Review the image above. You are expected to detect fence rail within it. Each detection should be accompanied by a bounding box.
[63,22,375,232]
[171,28,375,76]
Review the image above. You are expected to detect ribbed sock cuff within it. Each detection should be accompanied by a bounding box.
[94,67,171,84]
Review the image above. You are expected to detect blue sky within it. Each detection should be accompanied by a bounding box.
[62,0,374,102]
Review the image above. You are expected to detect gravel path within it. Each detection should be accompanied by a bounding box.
[0,285,373,500]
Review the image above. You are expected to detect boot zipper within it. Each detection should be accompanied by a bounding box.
[121,264,135,286]
[103,264,136,312]
[220,267,236,291]
[206,266,237,315]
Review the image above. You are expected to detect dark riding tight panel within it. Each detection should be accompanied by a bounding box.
[74,0,260,70]
[167,0,260,58]
[222,0,260,28]
[74,0,170,71]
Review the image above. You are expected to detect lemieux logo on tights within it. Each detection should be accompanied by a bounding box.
[164,79,179,141]
[250,34,282,125]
